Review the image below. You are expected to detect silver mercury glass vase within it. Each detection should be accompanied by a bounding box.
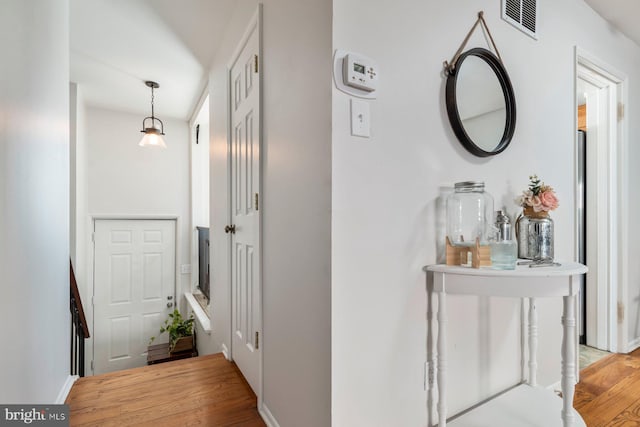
[516,208,554,260]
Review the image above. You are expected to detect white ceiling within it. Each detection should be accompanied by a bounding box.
[72,0,640,123]
[583,0,640,47]
[70,0,237,121]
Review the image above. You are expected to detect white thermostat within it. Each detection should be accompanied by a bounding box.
[333,50,379,99]
[343,53,378,92]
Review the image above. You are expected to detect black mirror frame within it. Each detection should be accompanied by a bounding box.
[445,47,516,157]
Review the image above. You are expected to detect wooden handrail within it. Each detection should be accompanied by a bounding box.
[70,259,90,376]
[70,260,90,338]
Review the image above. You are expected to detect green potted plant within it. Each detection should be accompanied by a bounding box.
[149,309,195,354]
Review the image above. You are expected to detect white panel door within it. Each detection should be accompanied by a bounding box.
[229,19,261,394]
[93,219,175,374]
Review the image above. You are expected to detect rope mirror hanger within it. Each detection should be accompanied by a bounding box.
[443,11,503,75]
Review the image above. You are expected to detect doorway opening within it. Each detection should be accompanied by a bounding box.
[575,47,628,353]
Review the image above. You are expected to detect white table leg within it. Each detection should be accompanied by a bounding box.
[427,356,436,425]
[427,279,436,425]
[562,295,577,426]
[520,298,526,383]
[438,290,447,427]
[529,297,538,386]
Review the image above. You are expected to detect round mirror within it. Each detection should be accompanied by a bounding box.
[445,48,516,157]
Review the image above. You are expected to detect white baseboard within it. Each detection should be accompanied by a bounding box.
[56,375,79,404]
[626,337,640,353]
[259,403,281,427]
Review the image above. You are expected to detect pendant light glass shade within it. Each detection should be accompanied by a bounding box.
[139,127,167,148]
[139,81,166,148]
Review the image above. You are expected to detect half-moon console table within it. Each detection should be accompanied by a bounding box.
[424,263,588,427]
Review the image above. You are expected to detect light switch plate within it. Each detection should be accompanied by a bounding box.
[350,98,370,138]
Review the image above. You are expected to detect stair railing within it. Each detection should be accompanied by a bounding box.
[70,260,90,377]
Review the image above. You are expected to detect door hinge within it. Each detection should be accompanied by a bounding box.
[618,302,625,324]
[255,193,259,211]
[255,331,259,349]
[618,102,625,121]
[254,54,259,73]
[90,360,94,371]
[91,232,95,243]
[91,296,95,306]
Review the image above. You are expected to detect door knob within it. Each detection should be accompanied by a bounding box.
[167,302,173,308]
[224,224,236,234]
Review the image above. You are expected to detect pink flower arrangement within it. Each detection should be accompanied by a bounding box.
[516,175,559,212]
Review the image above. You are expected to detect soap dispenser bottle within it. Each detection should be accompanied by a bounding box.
[490,210,518,270]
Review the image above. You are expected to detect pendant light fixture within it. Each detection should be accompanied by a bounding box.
[139,81,167,148]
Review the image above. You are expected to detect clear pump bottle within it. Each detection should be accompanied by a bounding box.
[490,210,518,270]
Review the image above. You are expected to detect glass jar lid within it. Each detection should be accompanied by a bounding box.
[454,181,485,190]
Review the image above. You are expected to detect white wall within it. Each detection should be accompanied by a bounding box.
[332,0,640,425]
[190,96,210,301]
[261,1,332,425]
[208,1,332,426]
[71,83,78,272]
[85,107,191,313]
[191,97,210,230]
[0,0,71,403]
[70,83,91,373]
[194,321,218,356]
[70,85,89,302]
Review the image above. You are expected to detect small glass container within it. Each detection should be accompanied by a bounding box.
[446,181,494,247]
[490,210,518,270]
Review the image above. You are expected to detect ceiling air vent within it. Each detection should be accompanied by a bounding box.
[502,0,538,40]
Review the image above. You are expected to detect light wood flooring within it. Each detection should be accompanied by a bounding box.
[66,353,266,427]
[575,347,640,426]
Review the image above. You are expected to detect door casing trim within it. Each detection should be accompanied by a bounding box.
[574,46,629,353]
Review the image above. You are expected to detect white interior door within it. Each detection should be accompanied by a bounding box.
[93,219,176,374]
[229,17,261,394]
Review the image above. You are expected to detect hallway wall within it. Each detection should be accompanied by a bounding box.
[70,83,90,375]
[0,0,71,403]
[331,0,640,425]
[261,1,332,425]
[208,1,332,426]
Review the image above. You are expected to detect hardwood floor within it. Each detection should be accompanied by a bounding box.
[65,347,640,426]
[66,353,266,427]
[575,347,640,426]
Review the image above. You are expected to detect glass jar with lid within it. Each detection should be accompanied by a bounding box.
[446,181,494,247]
